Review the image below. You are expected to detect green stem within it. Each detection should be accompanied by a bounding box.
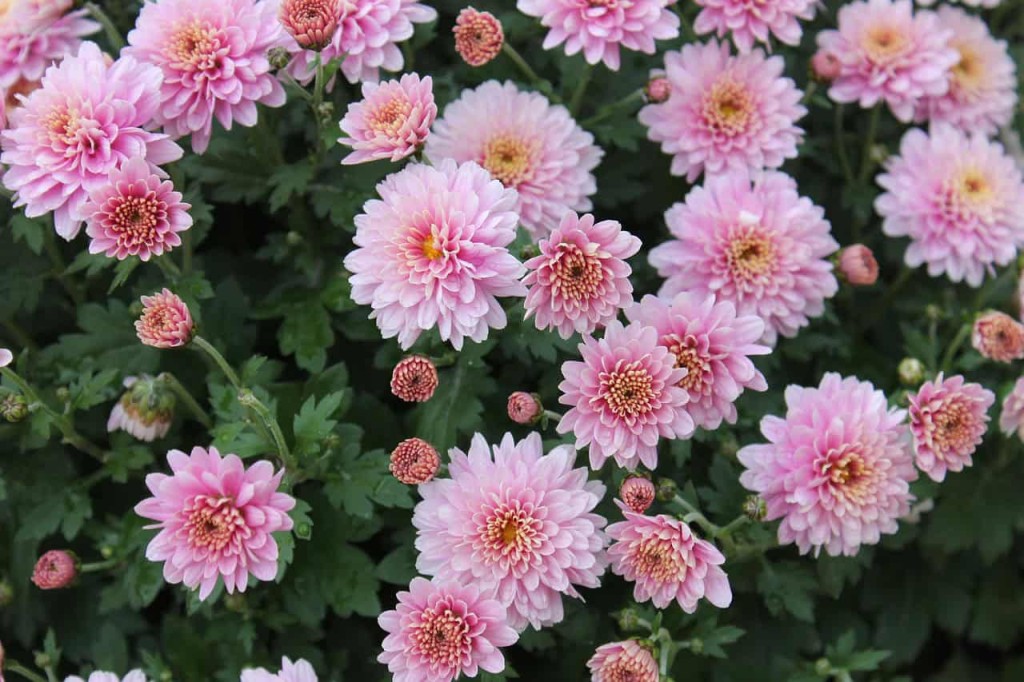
[79,557,119,574]
[84,2,125,51]
[834,105,854,185]
[568,64,593,117]
[192,335,242,390]
[182,227,193,275]
[802,80,818,104]
[716,514,751,540]
[42,231,84,306]
[2,318,37,352]
[237,389,292,467]
[158,372,213,428]
[154,255,182,282]
[541,410,561,424]
[672,495,720,536]
[501,43,544,88]
[582,89,645,127]
[857,105,882,184]
[659,641,670,677]
[5,660,48,682]
[940,323,972,374]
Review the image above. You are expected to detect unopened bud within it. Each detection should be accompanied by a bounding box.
[108,375,176,442]
[269,46,293,70]
[869,143,889,164]
[645,75,671,104]
[837,244,879,286]
[814,658,832,676]
[655,478,677,502]
[616,606,641,632]
[742,494,767,522]
[689,638,703,655]
[619,475,655,514]
[55,387,69,403]
[1,393,28,422]
[31,550,78,590]
[0,580,13,606]
[897,358,926,386]
[925,304,943,322]
[316,101,334,121]
[390,437,441,485]
[224,592,247,612]
[507,391,542,425]
[810,50,840,82]
[453,8,504,67]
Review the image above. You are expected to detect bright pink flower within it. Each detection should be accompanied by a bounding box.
[639,40,805,181]
[558,320,692,471]
[125,0,287,154]
[83,157,192,262]
[0,348,11,367]
[241,657,318,682]
[739,373,917,557]
[107,376,176,443]
[913,7,1017,137]
[695,0,816,53]
[136,289,194,349]
[0,42,182,240]
[390,438,440,485]
[391,355,439,402]
[876,125,1024,287]
[279,0,342,51]
[618,476,655,514]
[413,432,608,630]
[626,292,769,430]
[344,159,527,350]
[587,640,659,682]
[607,504,732,612]
[517,0,679,71]
[425,80,603,240]
[135,446,296,601]
[972,311,1024,363]
[337,73,436,165]
[816,0,957,122]
[379,577,518,681]
[453,7,503,67]
[0,0,98,89]
[507,391,542,424]
[838,244,879,286]
[909,373,994,482]
[649,171,839,346]
[523,211,641,339]
[65,672,147,682]
[31,549,77,589]
[999,377,1024,440]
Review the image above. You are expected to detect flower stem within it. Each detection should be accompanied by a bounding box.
[158,372,213,428]
[80,557,119,574]
[834,105,854,186]
[154,255,182,282]
[192,335,242,390]
[84,2,125,52]
[6,660,48,682]
[237,389,293,467]
[501,43,544,89]
[568,63,593,117]
[582,89,645,128]
[857,104,882,184]
[801,80,818,104]
[672,495,720,536]
[940,323,972,374]
[42,230,84,306]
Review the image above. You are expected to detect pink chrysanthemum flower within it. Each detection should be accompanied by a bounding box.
[413,432,608,631]
[425,80,603,240]
[0,42,183,240]
[107,375,176,443]
[816,0,958,123]
[999,377,1024,441]
[507,391,542,424]
[517,0,679,71]
[136,289,194,349]
[625,293,769,430]
[913,7,1017,137]
[738,373,917,557]
[241,657,318,682]
[390,437,440,485]
[607,503,732,612]
[83,157,193,262]
[908,373,994,482]
[587,640,659,682]
[453,7,503,67]
[31,549,77,589]
[125,0,287,154]
[558,320,693,471]
[279,0,342,51]
[649,171,839,346]
[618,475,655,514]
[876,125,1024,287]
[337,73,436,165]
[135,446,296,601]
[639,40,806,182]
[65,672,147,682]
[0,0,98,89]
[390,355,439,402]
[523,211,641,339]
[379,577,518,681]
[972,311,1024,363]
[344,159,527,350]
[694,0,816,53]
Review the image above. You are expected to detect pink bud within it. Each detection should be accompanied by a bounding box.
[972,311,1024,363]
[390,437,441,484]
[31,550,78,590]
[645,76,671,104]
[0,348,11,368]
[507,391,542,424]
[280,0,343,51]
[619,475,655,514]
[838,244,879,286]
[391,356,439,402]
[135,289,194,349]
[453,7,504,67]
[811,50,841,82]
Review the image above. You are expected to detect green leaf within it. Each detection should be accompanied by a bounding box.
[375,544,417,586]
[10,213,45,254]
[412,344,496,453]
[757,562,817,623]
[61,489,92,540]
[278,299,334,373]
[268,163,315,213]
[293,391,344,457]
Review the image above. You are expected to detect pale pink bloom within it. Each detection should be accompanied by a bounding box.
[639,40,806,181]
[607,503,732,612]
[279,0,342,50]
[136,289,194,349]
[413,432,608,631]
[31,549,77,589]
[618,476,655,514]
[390,355,438,402]
[909,373,994,482]
[0,42,182,240]
[739,373,917,557]
[107,376,176,443]
[695,0,816,53]
[390,437,440,485]
[649,171,839,346]
[0,348,11,367]
[811,49,841,81]
[337,73,436,165]
[135,446,296,601]
[517,0,679,71]
[626,292,770,430]
[378,577,518,681]
[913,7,1017,137]
[453,7,503,67]
[344,159,527,350]
[425,80,603,240]
[125,0,287,154]
[523,211,641,339]
[507,391,542,424]
[240,657,318,682]
[558,320,692,471]
[998,377,1024,440]
[816,0,957,123]
[83,157,193,262]
[972,311,1024,363]
[838,244,879,286]
[0,0,98,89]
[587,640,659,682]
[876,125,1024,287]
[64,672,147,682]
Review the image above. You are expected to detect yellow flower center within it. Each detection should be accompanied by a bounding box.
[951,43,982,90]
[421,234,443,260]
[702,79,753,136]
[369,97,412,137]
[600,362,657,420]
[482,134,535,187]
[170,20,220,71]
[863,26,909,63]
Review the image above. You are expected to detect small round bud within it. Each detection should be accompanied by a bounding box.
[619,475,656,514]
[655,477,677,502]
[391,356,439,402]
[0,347,11,367]
[224,592,247,612]
[296,522,313,539]
[0,580,13,606]
[810,50,840,82]
[453,8,504,67]
[316,101,334,120]
[973,311,1024,363]
[742,494,767,522]
[390,437,441,485]
[31,550,78,590]
[869,143,889,164]
[616,606,641,632]
[719,434,739,459]
[1,393,28,422]
[35,652,51,670]
[507,391,542,424]
[519,244,539,260]
[100,546,114,559]
[645,75,671,104]
[814,658,832,676]
[55,387,69,403]
[285,230,303,245]
[924,304,943,322]
[689,638,704,655]
[837,244,879,286]
[268,46,292,70]
[897,358,926,386]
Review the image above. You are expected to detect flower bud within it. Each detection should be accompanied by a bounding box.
[268,46,292,70]
[390,437,441,485]
[453,7,504,67]
[972,311,1024,363]
[1,393,27,422]
[136,289,194,349]
[391,355,439,402]
[837,244,879,286]
[0,347,11,367]
[742,494,767,522]
[616,606,641,632]
[655,477,677,502]
[0,580,13,606]
[31,549,78,590]
[814,658,832,676]
[644,75,671,104]
[810,50,840,82]
[507,391,542,424]
[897,358,926,386]
[619,475,655,514]
[279,0,343,51]
[107,375,176,442]
[224,592,247,612]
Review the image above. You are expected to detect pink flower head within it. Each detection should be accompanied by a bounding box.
[390,437,441,485]
[625,292,770,430]
[909,373,994,482]
[516,0,679,71]
[136,289,194,349]
[999,377,1024,441]
[816,0,958,122]
[0,348,11,367]
[0,42,183,240]
[558,320,693,470]
[31,549,77,589]
[344,159,527,350]
[107,375,176,443]
[83,157,193,262]
[877,125,1024,287]
[65,672,147,682]
[279,0,343,51]
[241,657,318,682]
[639,40,806,182]
[523,211,641,339]
[425,80,603,240]
[972,311,1024,363]
[739,373,917,557]
[378,577,518,682]
[337,73,436,165]
[391,355,439,402]
[618,475,655,514]
[0,0,98,89]
[695,0,817,53]
[838,244,879,286]
[587,640,659,682]
[135,446,296,600]
[453,7,503,67]
[649,171,839,346]
[507,391,542,424]
[413,432,608,631]
[125,0,288,154]
[607,504,732,612]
